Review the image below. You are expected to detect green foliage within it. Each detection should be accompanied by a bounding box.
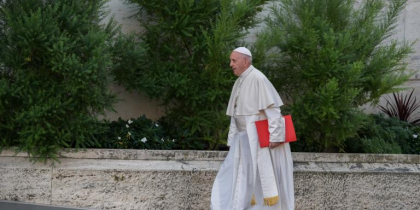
[258,0,413,152]
[157,116,205,150]
[345,114,418,154]
[123,0,268,149]
[96,115,204,150]
[110,33,150,91]
[409,126,420,154]
[0,0,143,162]
[97,116,174,150]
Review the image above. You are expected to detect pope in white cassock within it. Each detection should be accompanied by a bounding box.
[211,47,294,210]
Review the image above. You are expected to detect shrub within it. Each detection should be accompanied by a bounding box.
[96,115,204,150]
[97,116,174,150]
[409,126,420,154]
[121,0,268,149]
[258,0,413,152]
[345,114,416,154]
[0,0,144,162]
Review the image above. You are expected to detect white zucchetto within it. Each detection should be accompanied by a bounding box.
[233,47,252,57]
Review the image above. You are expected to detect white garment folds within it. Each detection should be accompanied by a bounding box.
[211,66,294,210]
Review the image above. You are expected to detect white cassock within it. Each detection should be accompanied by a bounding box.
[211,65,294,210]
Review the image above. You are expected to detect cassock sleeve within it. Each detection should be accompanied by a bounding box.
[264,106,285,143]
[227,116,238,146]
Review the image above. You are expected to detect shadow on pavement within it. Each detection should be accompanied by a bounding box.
[0,200,95,210]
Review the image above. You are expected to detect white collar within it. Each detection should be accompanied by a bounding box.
[239,65,253,78]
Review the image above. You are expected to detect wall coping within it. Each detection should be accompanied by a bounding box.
[1,148,419,164]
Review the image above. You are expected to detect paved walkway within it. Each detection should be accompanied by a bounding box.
[0,200,93,210]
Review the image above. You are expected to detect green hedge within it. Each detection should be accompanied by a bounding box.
[95,115,205,150]
[112,0,269,149]
[1,0,419,159]
[258,0,413,152]
[345,114,420,154]
[0,0,145,162]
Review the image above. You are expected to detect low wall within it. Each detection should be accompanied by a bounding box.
[0,149,419,210]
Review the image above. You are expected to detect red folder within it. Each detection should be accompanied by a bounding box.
[255,115,297,148]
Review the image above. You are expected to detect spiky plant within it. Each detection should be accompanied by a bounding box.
[378,89,420,125]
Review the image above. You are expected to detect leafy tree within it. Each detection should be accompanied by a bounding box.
[258,0,413,152]
[123,0,268,149]
[0,0,143,162]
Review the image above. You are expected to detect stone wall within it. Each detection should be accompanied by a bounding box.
[1,149,419,210]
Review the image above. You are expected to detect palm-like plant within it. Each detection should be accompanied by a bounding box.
[378,89,420,125]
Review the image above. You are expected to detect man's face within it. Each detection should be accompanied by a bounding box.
[230,51,249,77]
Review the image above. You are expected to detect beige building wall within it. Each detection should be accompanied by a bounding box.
[104,0,420,121]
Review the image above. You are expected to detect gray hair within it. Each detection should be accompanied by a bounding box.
[243,54,252,64]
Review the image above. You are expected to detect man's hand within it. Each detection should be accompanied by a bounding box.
[269,142,282,149]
